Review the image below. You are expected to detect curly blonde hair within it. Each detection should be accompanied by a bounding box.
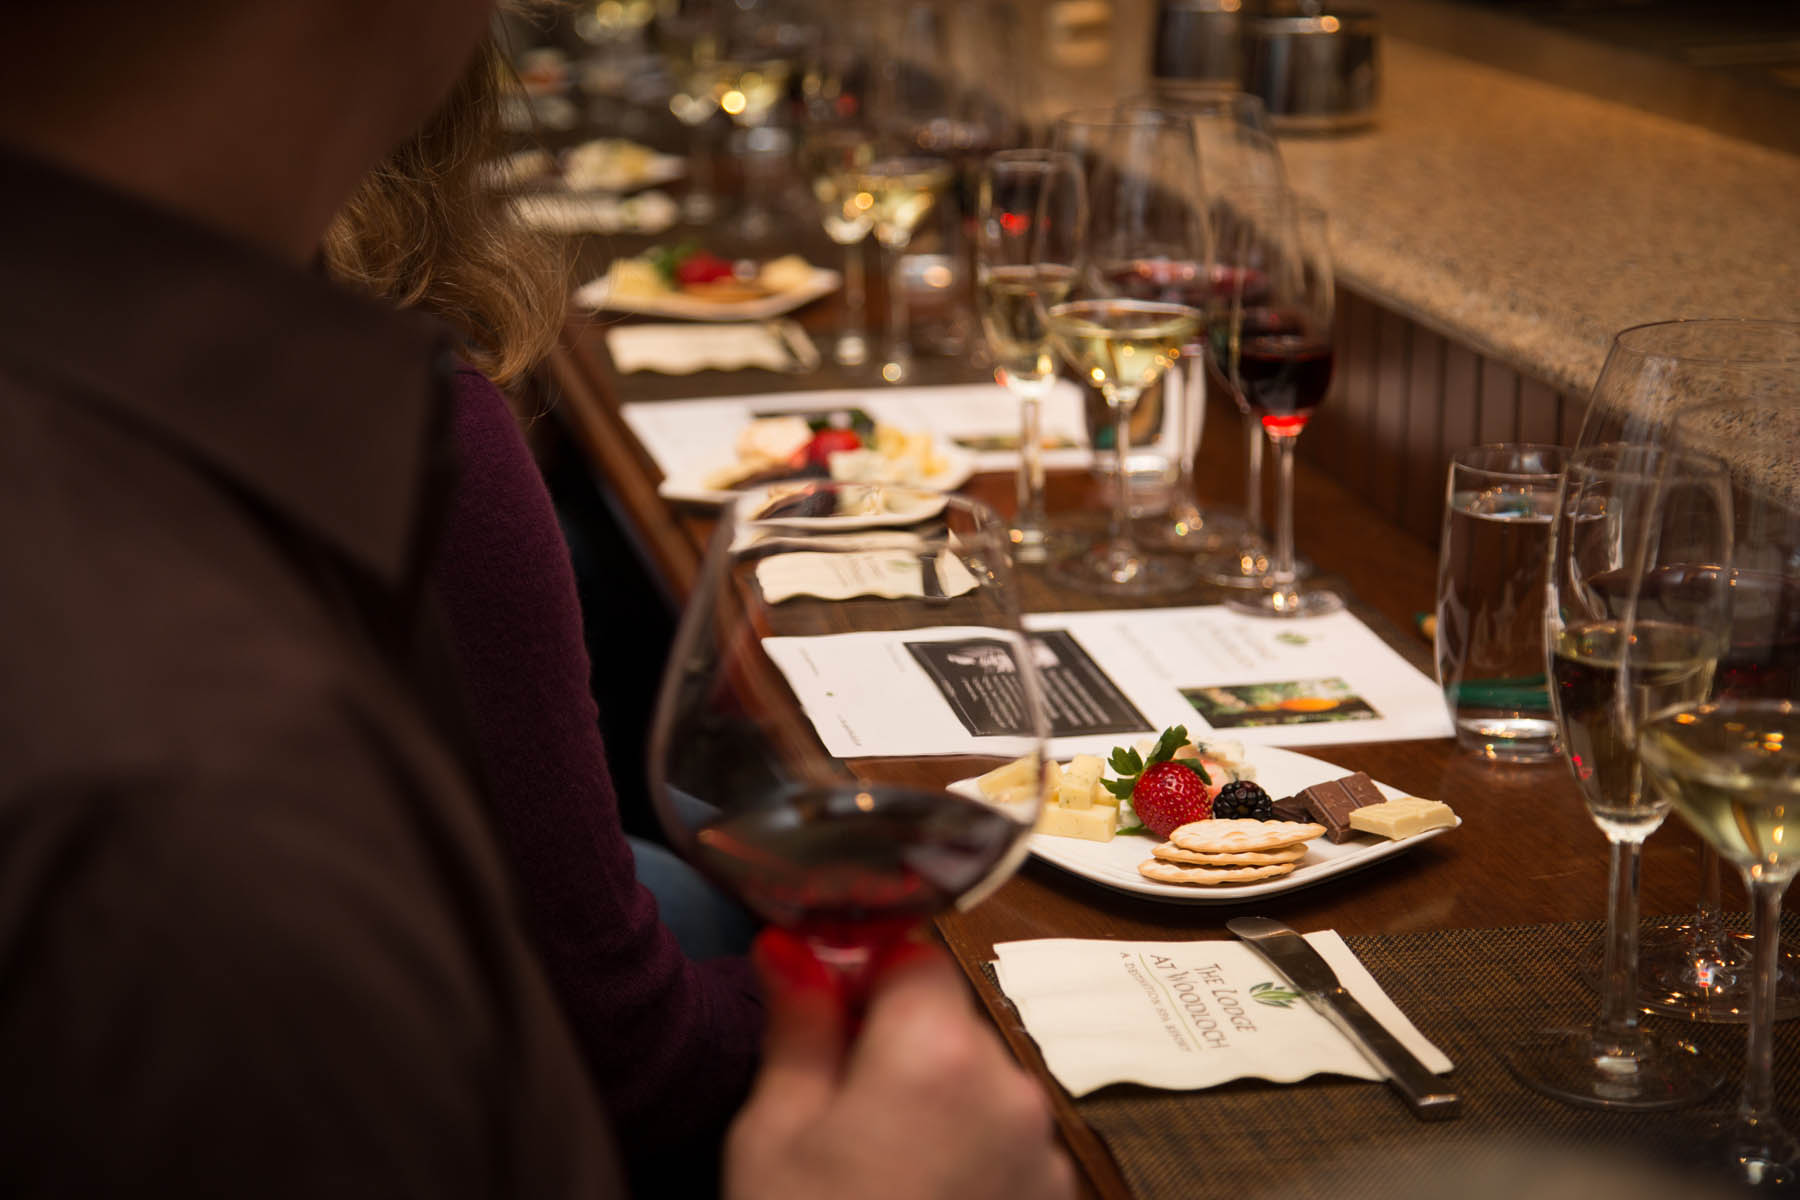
[323,33,568,388]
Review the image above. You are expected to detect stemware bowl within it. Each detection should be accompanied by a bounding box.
[1572,319,1800,1024]
[1635,396,1800,1186]
[1503,443,1725,1111]
[1220,191,1339,618]
[1036,107,1209,596]
[648,484,1048,998]
[976,149,1081,563]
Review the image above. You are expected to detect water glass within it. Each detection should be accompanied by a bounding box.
[1434,444,1564,762]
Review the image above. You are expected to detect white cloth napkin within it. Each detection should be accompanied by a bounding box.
[606,323,801,374]
[509,190,677,235]
[754,549,976,604]
[992,933,1452,1098]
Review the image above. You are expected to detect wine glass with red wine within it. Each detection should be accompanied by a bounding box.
[648,484,1048,997]
[1222,191,1340,617]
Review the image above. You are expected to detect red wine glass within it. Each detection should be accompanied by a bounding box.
[648,484,1049,998]
[1222,191,1339,618]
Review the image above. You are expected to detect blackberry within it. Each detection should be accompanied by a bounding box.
[1211,780,1273,821]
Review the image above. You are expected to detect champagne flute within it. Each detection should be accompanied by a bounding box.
[1222,191,1339,617]
[648,485,1047,999]
[1573,319,1800,1023]
[800,125,876,366]
[1504,443,1726,1110]
[976,149,1080,563]
[858,155,954,383]
[1635,395,1800,1185]
[1038,107,1207,596]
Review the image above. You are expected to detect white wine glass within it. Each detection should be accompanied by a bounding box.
[800,125,876,366]
[648,484,1047,1001]
[1038,107,1208,596]
[655,0,725,223]
[1636,396,1800,1186]
[1504,442,1726,1110]
[858,155,954,383]
[1573,319,1800,1024]
[976,149,1081,563]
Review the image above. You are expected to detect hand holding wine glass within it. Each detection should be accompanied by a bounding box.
[1037,107,1208,596]
[976,149,1080,563]
[1634,396,1800,1186]
[649,485,1047,1000]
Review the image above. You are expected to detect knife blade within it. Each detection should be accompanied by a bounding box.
[1226,916,1460,1120]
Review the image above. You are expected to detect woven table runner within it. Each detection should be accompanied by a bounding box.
[988,915,1800,1198]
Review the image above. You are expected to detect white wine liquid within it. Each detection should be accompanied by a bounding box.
[977,264,1074,386]
[1640,702,1800,885]
[812,171,874,243]
[1045,299,1198,399]
[856,161,953,246]
[1550,619,1716,839]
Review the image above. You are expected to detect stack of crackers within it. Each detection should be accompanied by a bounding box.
[1138,819,1328,888]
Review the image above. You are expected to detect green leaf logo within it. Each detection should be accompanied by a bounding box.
[1275,633,1309,647]
[1250,981,1301,1008]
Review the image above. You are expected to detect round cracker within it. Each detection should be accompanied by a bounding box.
[1167,818,1326,854]
[1137,859,1298,885]
[1151,842,1308,866]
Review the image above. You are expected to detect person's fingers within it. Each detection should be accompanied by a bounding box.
[734,928,848,1146]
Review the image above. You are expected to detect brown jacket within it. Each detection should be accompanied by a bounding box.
[0,148,620,1197]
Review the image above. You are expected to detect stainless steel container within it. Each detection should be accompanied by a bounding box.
[1149,0,1245,98]
[1243,11,1380,133]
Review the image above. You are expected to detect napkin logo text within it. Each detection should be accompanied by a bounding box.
[1124,952,1263,1052]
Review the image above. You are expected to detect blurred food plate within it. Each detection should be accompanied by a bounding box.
[560,137,686,193]
[744,483,951,530]
[577,255,841,321]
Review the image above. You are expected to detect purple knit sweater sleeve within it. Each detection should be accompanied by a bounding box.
[433,368,761,1150]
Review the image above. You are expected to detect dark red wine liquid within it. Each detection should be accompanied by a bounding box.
[692,786,1021,948]
[1237,307,1333,435]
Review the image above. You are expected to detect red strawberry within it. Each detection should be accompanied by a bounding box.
[1131,761,1214,838]
[804,428,863,466]
[675,250,736,286]
[1104,725,1216,839]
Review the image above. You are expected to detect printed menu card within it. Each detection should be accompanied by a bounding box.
[760,605,1454,759]
[992,935,1453,1097]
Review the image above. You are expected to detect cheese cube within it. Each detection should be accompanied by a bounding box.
[1065,755,1103,786]
[1035,803,1118,842]
[1347,797,1457,840]
[1054,775,1094,810]
[977,755,1039,799]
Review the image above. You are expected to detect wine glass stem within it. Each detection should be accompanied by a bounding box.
[1742,876,1785,1123]
[841,238,867,347]
[685,128,716,218]
[1696,844,1725,934]
[883,235,911,377]
[1267,431,1301,609]
[1244,419,1265,532]
[1172,356,1205,504]
[1013,389,1047,558]
[1106,386,1141,566]
[1598,837,1647,1043]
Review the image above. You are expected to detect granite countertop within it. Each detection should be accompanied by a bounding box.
[1277,37,1800,396]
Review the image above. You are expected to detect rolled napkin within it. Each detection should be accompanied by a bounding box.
[755,549,976,604]
[510,190,677,235]
[606,323,801,374]
[991,934,1451,1097]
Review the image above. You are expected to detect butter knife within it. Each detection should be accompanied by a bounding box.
[1226,916,1460,1121]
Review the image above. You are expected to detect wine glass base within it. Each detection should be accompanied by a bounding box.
[1226,587,1344,618]
[1147,507,1246,554]
[1050,542,1197,597]
[1201,544,1313,588]
[1705,1113,1800,1190]
[831,333,868,368]
[1579,924,1800,1023]
[1504,1026,1724,1111]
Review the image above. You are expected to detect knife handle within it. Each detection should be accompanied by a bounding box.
[1321,989,1461,1121]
